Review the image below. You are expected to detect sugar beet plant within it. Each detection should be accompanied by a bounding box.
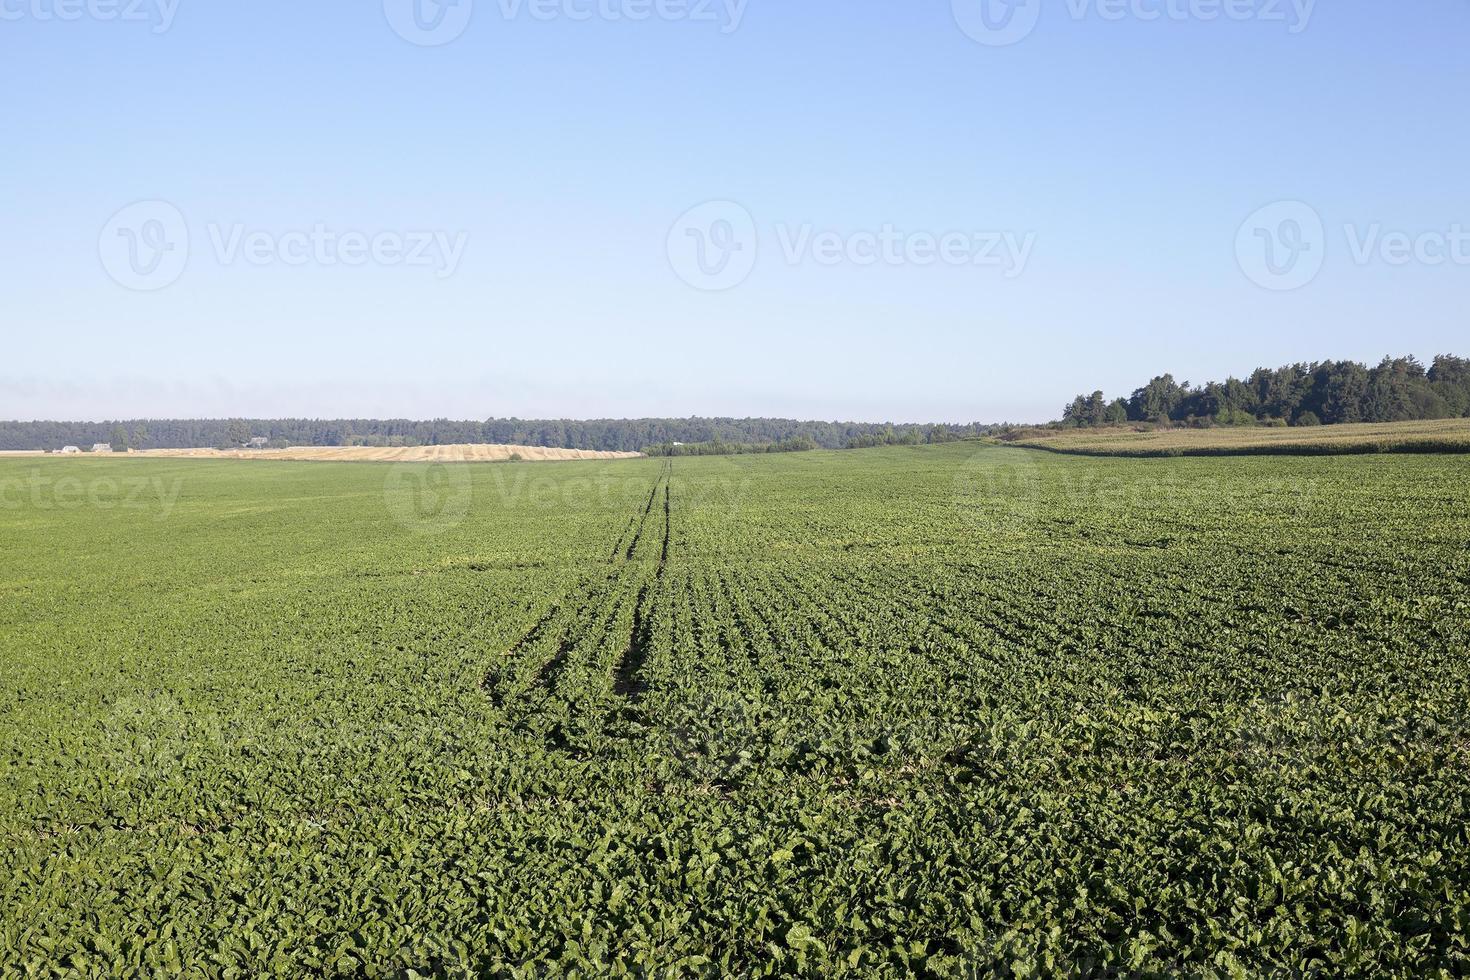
[1,447,1468,977]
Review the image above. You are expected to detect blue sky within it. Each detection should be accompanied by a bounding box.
[3,1,1468,423]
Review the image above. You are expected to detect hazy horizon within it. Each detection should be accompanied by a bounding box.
[5,347,1460,427]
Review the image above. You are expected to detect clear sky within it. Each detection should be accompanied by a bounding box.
[3,1,1468,423]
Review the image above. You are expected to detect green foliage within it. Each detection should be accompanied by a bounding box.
[1216,406,1258,427]
[643,436,819,457]
[226,419,252,447]
[1062,353,1470,429]
[2,447,1468,977]
[844,426,961,449]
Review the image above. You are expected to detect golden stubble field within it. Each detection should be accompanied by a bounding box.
[3,444,643,463]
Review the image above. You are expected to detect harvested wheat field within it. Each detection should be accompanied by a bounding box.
[130,444,642,462]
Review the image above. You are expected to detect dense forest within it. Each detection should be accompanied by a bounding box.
[0,417,994,453]
[642,437,821,457]
[1062,355,1470,428]
[642,425,973,456]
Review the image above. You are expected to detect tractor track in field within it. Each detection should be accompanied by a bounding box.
[612,584,654,699]
[484,465,669,710]
[481,601,563,707]
[623,463,668,562]
[613,479,671,700]
[609,517,638,563]
[531,569,628,696]
[484,464,673,737]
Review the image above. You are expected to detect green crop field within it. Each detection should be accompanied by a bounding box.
[2,446,1469,978]
[1007,419,1470,458]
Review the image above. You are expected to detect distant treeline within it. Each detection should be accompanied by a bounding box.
[0,417,994,453]
[643,437,820,457]
[640,426,977,455]
[1062,355,1470,428]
